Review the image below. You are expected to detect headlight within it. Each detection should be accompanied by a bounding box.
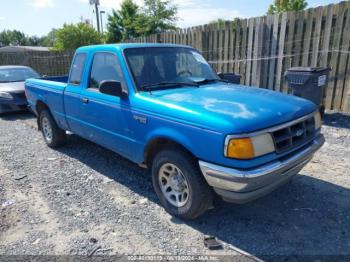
[314,111,322,130]
[0,92,13,100]
[225,133,275,159]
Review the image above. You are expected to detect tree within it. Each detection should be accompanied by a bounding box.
[0,30,28,47]
[0,29,57,47]
[52,23,102,51]
[208,19,229,27]
[267,0,307,14]
[27,36,42,46]
[106,0,178,43]
[40,29,58,47]
[138,0,177,35]
[106,0,140,43]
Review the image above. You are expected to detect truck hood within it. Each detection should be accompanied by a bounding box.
[137,83,317,134]
[0,82,25,93]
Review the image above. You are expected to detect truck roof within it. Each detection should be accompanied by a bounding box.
[76,43,192,52]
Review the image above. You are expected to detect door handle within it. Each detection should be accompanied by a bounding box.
[81,97,89,104]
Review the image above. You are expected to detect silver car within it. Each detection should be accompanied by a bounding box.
[0,66,40,114]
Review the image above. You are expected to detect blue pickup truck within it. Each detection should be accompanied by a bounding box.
[25,44,324,219]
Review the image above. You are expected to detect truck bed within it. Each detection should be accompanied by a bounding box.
[25,76,68,129]
[40,76,69,83]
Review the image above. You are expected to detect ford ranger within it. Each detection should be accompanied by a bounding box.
[25,44,324,219]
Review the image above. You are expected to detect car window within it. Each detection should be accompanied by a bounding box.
[69,53,87,85]
[89,53,120,89]
[0,67,40,83]
[124,47,216,89]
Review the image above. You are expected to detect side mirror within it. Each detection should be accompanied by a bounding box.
[218,73,241,85]
[99,80,124,97]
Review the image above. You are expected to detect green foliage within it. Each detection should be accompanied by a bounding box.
[0,30,28,46]
[208,19,229,27]
[106,0,177,43]
[26,36,42,46]
[139,0,177,34]
[0,29,56,47]
[106,0,140,43]
[40,29,58,47]
[232,18,241,29]
[208,18,242,30]
[267,0,307,14]
[52,23,103,51]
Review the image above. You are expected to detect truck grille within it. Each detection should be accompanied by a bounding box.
[272,116,316,153]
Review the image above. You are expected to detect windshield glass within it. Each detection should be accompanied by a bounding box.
[0,67,40,83]
[124,47,218,90]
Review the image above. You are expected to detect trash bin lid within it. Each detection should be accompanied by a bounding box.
[287,67,330,73]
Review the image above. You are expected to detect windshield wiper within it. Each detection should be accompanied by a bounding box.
[141,81,199,91]
[194,78,228,85]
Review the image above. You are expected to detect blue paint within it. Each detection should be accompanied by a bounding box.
[25,43,317,169]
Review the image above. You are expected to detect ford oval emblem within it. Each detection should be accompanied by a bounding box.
[296,129,304,137]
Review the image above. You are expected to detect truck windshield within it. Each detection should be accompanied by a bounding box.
[124,47,219,91]
[0,67,40,83]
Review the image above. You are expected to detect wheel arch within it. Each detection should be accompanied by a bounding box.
[36,100,50,114]
[144,136,197,168]
[35,100,51,130]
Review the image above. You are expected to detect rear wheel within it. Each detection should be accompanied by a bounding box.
[151,148,213,219]
[39,110,66,148]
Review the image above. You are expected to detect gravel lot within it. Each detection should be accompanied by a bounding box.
[0,111,349,259]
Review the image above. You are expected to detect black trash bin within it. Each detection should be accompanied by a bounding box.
[285,67,331,118]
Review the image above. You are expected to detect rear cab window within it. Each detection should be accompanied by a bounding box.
[69,53,87,85]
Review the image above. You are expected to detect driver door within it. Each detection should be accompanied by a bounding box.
[78,52,131,157]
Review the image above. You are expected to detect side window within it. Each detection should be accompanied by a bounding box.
[89,53,120,89]
[69,53,86,85]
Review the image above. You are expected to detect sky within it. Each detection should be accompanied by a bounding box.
[0,0,343,37]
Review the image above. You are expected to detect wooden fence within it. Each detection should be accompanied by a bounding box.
[127,1,350,113]
[0,51,73,76]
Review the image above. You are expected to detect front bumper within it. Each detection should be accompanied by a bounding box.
[199,134,325,204]
[0,92,28,114]
[0,103,28,114]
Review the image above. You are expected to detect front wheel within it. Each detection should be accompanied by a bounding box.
[39,110,66,148]
[151,148,213,219]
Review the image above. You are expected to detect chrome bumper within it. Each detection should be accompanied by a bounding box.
[199,134,325,203]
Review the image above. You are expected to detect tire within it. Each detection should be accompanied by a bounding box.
[39,110,66,148]
[151,148,213,219]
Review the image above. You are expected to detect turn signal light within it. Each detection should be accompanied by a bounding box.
[225,133,275,159]
[227,138,254,159]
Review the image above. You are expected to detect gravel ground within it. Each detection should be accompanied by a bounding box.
[0,111,349,259]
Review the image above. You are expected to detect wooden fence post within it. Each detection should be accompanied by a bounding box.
[267,14,279,90]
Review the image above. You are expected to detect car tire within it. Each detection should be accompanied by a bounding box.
[151,148,213,220]
[39,110,66,148]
